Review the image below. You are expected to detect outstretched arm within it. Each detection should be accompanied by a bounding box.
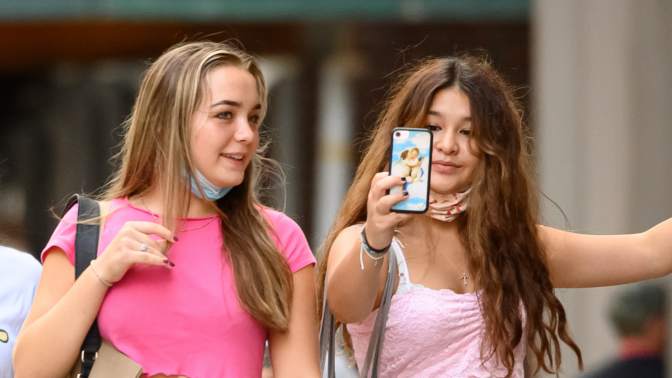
[542,217,672,288]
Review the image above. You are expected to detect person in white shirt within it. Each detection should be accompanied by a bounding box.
[0,246,41,378]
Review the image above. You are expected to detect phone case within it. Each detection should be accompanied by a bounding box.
[389,127,433,213]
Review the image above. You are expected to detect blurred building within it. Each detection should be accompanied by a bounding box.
[0,3,530,377]
[0,0,531,254]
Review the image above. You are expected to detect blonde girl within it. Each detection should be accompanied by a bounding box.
[14,42,320,378]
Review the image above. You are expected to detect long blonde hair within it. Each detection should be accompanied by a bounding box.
[104,41,293,330]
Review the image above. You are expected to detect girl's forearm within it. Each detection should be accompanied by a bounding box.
[644,217,672,278]
[14,266,108,378]
[327,239,389,324]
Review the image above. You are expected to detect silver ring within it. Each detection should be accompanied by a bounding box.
[140,243,148,252]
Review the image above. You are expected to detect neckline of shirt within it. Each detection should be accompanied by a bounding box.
[119,197,219,221]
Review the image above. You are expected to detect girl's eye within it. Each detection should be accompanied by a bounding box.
[217,111,233,120]
[460,129,471,136]
[249,115,260,125]
[427,125,441,131]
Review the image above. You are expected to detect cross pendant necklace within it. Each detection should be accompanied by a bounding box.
[461,272,468,285]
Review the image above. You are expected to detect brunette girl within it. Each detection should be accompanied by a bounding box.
[318,56,672,377]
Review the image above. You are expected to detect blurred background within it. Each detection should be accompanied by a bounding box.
[0,0,670,376]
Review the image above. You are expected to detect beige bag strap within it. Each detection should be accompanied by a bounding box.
[319,248,397,378]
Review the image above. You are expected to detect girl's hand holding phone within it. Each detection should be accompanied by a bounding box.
[365,172,412,250]
[94,221,176,285]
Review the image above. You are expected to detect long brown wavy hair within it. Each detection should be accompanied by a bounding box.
[316,56,583,375]
[103,41,293,330]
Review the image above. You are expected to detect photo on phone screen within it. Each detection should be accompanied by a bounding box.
[389,127,432,213]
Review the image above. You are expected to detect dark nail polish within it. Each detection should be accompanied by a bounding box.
[169,261,176,267]
[173,236,179,242]
[402,190,409,196]
[163,259,170,264]
[401,177,406,182]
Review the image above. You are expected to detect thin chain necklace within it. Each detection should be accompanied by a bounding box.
[396,229,470,286]
[141,198,219,232]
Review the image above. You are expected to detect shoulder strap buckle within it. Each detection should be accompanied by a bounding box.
[81,350,98,362]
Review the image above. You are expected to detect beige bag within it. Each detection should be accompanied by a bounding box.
[65,195,143,378]
[68,341,142,378]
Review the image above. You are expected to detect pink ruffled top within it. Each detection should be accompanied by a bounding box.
[347,241,526,378]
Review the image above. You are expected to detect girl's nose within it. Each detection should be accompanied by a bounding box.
[436,131,458,155]
[235,118,255,143]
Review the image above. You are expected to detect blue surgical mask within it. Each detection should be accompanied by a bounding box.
[189,169,233,201]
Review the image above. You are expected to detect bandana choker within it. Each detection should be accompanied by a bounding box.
[426,189,471,222]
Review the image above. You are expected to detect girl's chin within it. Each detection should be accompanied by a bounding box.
[215,180,243,188]
[430,182,470,194]
[208,175,244,189]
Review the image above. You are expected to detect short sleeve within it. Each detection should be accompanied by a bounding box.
[264,210,316,273]
[41,204,79,265]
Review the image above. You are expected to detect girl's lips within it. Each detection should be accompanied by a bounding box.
[432,161,461,173]
[433,160,461,167]
[220,154,248,167]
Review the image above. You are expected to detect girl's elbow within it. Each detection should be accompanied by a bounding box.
[330,303,370,324]
[13,358,37,378]
[13,342,53,378]
[14,363,58,378]
[12,340,27,377]
[13,359,37,378]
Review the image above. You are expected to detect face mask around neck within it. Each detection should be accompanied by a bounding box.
[425,188,471,222]
[188,168,233,201]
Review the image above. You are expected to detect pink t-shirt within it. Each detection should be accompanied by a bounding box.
[42,198,315,378]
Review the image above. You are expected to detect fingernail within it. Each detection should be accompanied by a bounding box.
[403,190,409,196]
[169,261,176,267]
[163,259,170,264]
[173,236,179,242]
[401,177,406,182]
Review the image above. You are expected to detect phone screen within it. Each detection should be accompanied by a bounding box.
[389,127,432,213]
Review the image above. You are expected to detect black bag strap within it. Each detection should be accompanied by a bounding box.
[64,194,102,378]
[319,240,398,378]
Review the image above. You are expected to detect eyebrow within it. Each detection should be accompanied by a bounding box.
[427,110,472,122]
[211,100,261,110]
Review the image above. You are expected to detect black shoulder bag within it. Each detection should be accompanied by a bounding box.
[64,194,142,378]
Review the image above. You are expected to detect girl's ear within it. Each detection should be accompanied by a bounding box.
[400,150,408,159]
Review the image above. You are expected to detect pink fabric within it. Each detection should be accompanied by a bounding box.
[347,245,526,378]
[42,198,315,378]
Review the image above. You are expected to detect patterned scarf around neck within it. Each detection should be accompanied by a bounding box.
[426,188,471,222]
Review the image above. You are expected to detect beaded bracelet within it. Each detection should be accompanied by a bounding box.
[359,225,391,269]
